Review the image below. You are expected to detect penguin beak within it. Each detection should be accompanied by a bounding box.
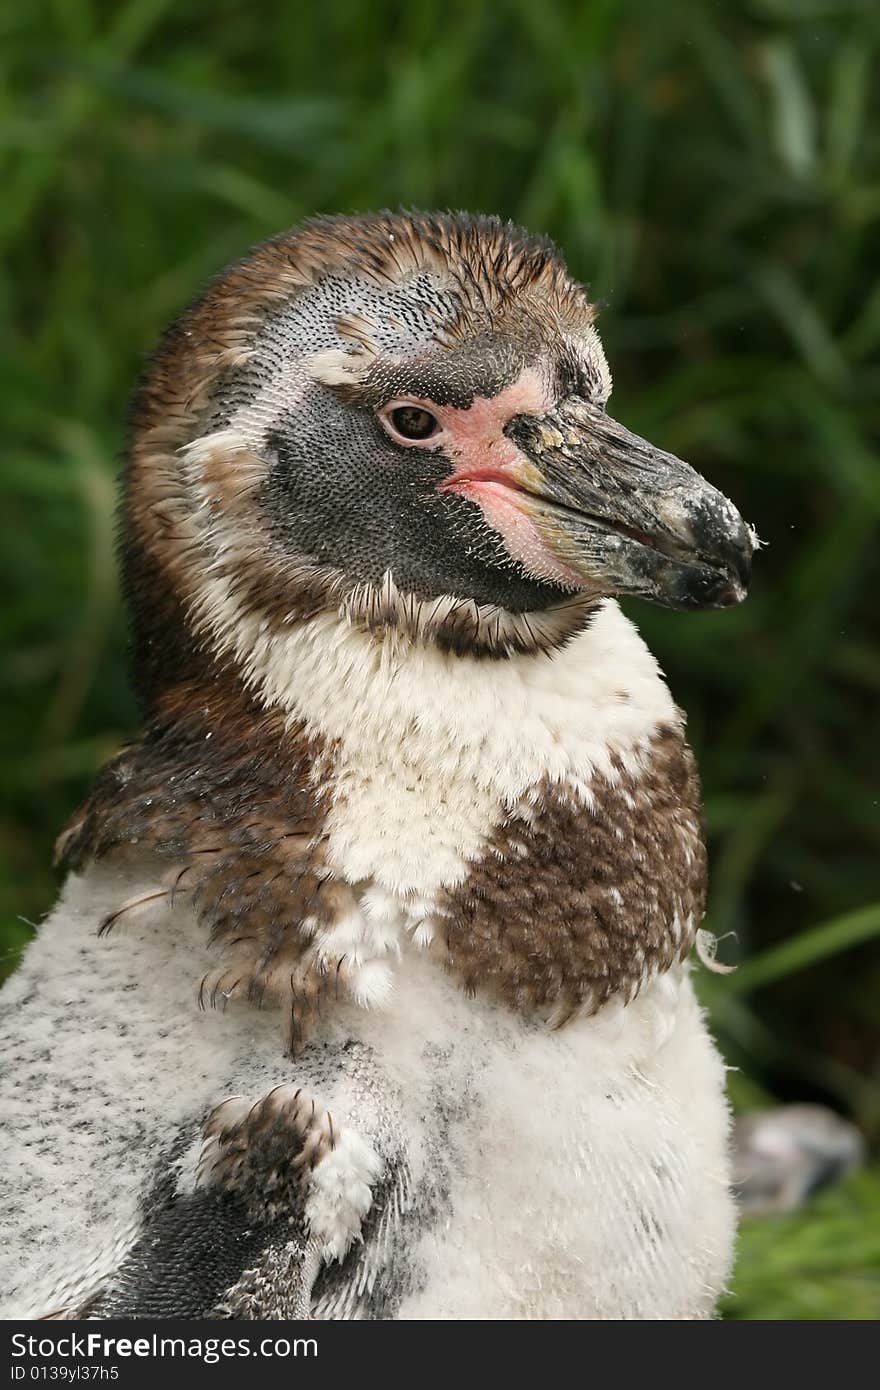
[504,397,755,609]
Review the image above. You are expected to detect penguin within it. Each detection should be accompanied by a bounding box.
[0,210,755,1320]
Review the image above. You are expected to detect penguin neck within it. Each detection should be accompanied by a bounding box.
[202,597,681,804]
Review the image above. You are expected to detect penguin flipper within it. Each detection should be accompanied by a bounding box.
[49,1083,382,1320]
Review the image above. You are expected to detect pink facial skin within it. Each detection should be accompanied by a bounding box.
[377,367,585,589]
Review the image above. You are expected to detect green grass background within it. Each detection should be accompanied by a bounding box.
[2,0,878,1317]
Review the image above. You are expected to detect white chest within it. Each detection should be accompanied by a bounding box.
[326,949,735,1320]
[280,600,679,901]
[1,866,734,1320]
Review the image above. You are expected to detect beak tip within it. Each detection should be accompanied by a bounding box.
[716,575,749,608]
[669,567,749,612]
[686,501,753,607]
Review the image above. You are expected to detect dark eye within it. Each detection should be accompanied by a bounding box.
[387,405,440,441]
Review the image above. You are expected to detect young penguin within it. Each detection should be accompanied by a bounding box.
[0,211,754,1320]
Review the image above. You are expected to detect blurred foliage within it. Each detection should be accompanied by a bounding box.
[1,0,878,1317]
[722,1166,880,1319]
[722,1167,880,1319]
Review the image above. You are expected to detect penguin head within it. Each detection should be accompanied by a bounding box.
[124,210,753,698]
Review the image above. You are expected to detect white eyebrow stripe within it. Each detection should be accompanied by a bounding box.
[222,360,312,447]
[303,346,379,388]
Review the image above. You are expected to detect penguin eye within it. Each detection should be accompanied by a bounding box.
[380,402,441,444]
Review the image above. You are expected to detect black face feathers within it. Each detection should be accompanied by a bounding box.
[261,381,568,618]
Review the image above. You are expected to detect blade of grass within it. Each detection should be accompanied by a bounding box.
[730,904,880,993]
